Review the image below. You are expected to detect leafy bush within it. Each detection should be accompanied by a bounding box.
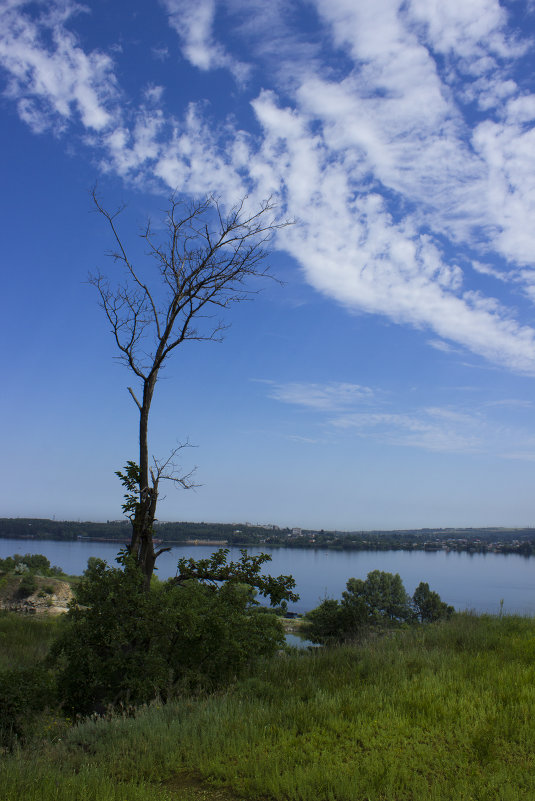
[303,598,355,643]
[343,569,412,625]
[304,571,452,643]
[51,554,288,714]
[412,581,454,622]
[0,665,56,750]
[16,573,38,598]
[0,554,63,577]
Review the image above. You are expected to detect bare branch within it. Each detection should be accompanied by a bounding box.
[151,445,200,491]
[91,189,292,585]
[128,387,142,411]
[92,189,162,340]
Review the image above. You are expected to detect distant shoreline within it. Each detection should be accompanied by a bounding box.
[1,528,534,556]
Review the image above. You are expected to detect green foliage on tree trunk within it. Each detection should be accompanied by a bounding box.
[51,550,296,714]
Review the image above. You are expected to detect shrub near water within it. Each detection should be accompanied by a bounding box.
[304,570,453,643]
[51,556,285,713]
[0,554,63,577]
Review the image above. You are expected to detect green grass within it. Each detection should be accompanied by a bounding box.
[1,613,534,800]
[0,611,63,670]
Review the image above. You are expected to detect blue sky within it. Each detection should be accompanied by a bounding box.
[2,0,535,530]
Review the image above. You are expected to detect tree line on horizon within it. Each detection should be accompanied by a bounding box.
[1,517,535,555]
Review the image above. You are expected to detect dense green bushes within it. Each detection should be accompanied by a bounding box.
[0,665,56,750]
[51,555,287,713]
[304,570,453,643]
[412,580,454,622]
[0,553,63,576]
[0,549,294,717]
[16,573,38,598]
[0,611,63,750]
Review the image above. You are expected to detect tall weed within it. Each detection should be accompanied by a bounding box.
[1,613,534,800]
[0,612,63,670]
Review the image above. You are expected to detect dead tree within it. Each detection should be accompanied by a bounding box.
[90,190,287,588]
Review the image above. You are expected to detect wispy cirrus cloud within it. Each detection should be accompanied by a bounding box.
[161,0,250,83]
[484,398,533,408]
[3,0,535,375]
[330,409,483,454]
[265,379,535,457]
[427,340,459,354]
[265,381,374,412]
[0,0,117,133]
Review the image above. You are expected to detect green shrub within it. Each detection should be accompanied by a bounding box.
[412,581,454,622]
[0,555,64,577]
[17,574,37,598]
[304,572,452,643]
[304,571,412,643]
[343,570,412,625]
[0,665,56,750]
[302,598,354,643]
[39,585,55,596]
[51,556,285,714]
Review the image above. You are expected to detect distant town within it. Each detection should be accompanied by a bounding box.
[1,518,534,555]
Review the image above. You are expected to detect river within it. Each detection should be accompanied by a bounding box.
[1,537,533,615]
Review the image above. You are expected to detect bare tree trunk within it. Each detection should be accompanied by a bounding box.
[132,485,158,590]
[90,191,290,591]
[129,377,159,589]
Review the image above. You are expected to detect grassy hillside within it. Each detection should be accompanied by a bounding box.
[1,612,534,800]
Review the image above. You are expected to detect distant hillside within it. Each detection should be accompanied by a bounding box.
[0,518,287,544]
[1,518,534,554]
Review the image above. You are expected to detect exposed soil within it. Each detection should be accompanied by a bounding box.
[161,771,248,801]
[0,574,73,615]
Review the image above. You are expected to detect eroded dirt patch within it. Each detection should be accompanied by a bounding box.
[0,575,73,615]
[161,771,249,801]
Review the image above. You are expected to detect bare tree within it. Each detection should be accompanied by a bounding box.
[90,190,288,588]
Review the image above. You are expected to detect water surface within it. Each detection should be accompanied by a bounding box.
[1,537,533,615]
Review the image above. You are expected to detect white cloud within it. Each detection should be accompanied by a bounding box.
[427,339,458,354]
[406,0,517,62]
[472,116,535,268]
[4,0,535,377]
[484,398,533,408]
[266,378,535,457]
[161,0,250,83]
[328,401,535,457]
[330,409,483,454]
[471,261,509,282]
[267,381,374,412]
[0,0,117,132]
[151,104,248,199]
[502,450,535,461]
[143,84,164,104]
[151,46,169,61]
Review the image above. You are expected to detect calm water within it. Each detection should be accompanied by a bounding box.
[1,537,533,615]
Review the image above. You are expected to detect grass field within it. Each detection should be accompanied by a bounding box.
[1,611,534,800]
[0,611,63,670]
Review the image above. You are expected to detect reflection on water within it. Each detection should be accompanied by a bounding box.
[0,537,533,615]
